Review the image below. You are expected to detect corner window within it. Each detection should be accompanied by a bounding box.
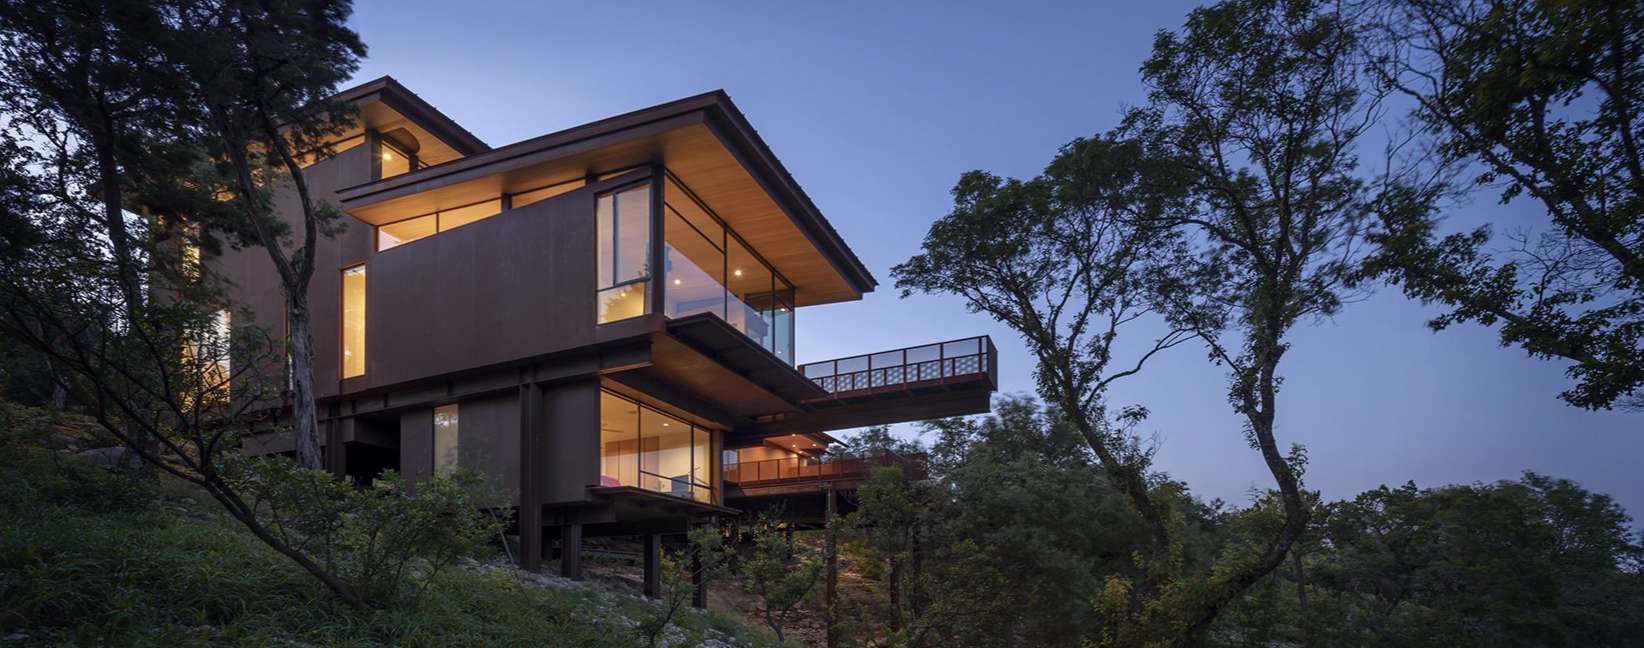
[342,265,366,378]
[597,390,715,503]
[433,404,459,475]
[379,139,413,179]
[595,183,652,324]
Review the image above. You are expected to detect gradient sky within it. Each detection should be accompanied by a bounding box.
[347,1,1642,521]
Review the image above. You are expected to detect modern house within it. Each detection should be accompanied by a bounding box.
[229,77,997,595]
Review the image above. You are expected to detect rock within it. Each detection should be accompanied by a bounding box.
[77,446,130,468]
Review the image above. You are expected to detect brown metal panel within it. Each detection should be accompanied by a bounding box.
[541,377,600,505]
[456,392,522,504]
[399,407,434,486]
[360,188,597,390]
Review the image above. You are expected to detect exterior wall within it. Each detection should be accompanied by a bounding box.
[351,186,600,392]
[456,392,521,502]
[209,144,374,398]
[399,407,434,486]
[541,378,600,505]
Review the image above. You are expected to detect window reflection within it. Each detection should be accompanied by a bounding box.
[595,184,652,324]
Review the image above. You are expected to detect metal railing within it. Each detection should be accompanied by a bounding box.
[723,452,928,485]
[798,335,997,396]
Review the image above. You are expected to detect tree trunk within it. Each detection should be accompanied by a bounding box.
[287,293,323,470]
[888,556,903,633]
[1294,545,1310,648]
[825,485,839,648]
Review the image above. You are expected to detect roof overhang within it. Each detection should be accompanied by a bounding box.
[330,76,490,167]
[334,91,876,306]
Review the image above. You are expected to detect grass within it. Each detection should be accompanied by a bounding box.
[0,405,778,647]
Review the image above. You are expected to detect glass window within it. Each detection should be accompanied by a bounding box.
[727,236,775,351]
[438,199,502,232]
[378,214,435,251]
[512,179,585,208]
[664,203,726,320]
[596,390,715,503]
[342,265,366,378]
[599,392,640,488]
[380,141,411,178]
[434,404,459,475]
[595,183,652,324]
[772,283,795,364]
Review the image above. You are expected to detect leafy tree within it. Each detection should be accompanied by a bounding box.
[637,526,728,648]
[167,0,367,467]
[893,130,1199,642]
[740,513,822,643]
[1363,0,1644,410]
[1118,0,1397,639]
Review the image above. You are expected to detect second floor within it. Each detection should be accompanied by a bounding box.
[207,79,878,402]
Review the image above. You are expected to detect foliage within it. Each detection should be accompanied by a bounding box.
[0,441,773,647]
[1363,0,1644,410]
[1211,473,1644,647]
[218,457,500,605]
[637,525,730,648]
[740,514,823,643]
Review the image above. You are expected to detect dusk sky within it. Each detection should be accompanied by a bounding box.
[347,1,1641,520]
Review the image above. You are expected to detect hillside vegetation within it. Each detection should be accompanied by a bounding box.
[0,403,775,648]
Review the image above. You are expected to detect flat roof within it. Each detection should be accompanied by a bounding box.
[334,90,877,305]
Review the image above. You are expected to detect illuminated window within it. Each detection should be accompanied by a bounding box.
[598,390,714,503]
[342,265,365,378]
[377,214,436,250]
[183,310,231,402]
[375,199,506,251]
[379,140,412,179]
[595,183,652,324]
[434,404,459,475]
[512,179,585,208]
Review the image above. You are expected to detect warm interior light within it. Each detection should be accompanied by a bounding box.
[382,151,394,161]
[733,269,743,277]
[673,278,681,285]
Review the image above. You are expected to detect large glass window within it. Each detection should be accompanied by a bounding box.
[595,183,652,324]
[661,172,796,363]
[597,390,715,503]
[434,404,459,475]
[342,265,366,378]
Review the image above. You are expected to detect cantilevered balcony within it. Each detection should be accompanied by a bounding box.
[800,335,997,401]
[746,336,998,435]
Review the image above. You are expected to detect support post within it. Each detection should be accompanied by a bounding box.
[643,534,662,598]
[561,523,583,580]
[518,384,543,571]
[826,484,839,648]
[325,418,347,479]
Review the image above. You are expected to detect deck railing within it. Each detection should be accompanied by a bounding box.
[724,452,928,486]
[798,335,997,396]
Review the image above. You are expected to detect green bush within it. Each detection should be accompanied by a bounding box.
[219,455,500,605]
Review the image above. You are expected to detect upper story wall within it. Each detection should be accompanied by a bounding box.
[350,186,600,392]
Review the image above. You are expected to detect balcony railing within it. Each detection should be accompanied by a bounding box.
[799,335,997,396]
[724,452,928,486]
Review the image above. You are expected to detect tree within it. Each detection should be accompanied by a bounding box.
[741,513,822,643]
[167,0,366,468]
[1119,0,1394,640]
[1363,0,1644,410]
[637,527,728,648]
[893,132,1197,636]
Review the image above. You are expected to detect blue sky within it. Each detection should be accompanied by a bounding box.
[348,1,1642,519]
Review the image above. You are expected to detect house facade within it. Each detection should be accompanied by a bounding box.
[229,77,997,590]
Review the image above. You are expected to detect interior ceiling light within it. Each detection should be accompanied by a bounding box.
[382,151,394,160]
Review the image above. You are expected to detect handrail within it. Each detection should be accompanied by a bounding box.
[797,335,996,395]
[723,452,928,485]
